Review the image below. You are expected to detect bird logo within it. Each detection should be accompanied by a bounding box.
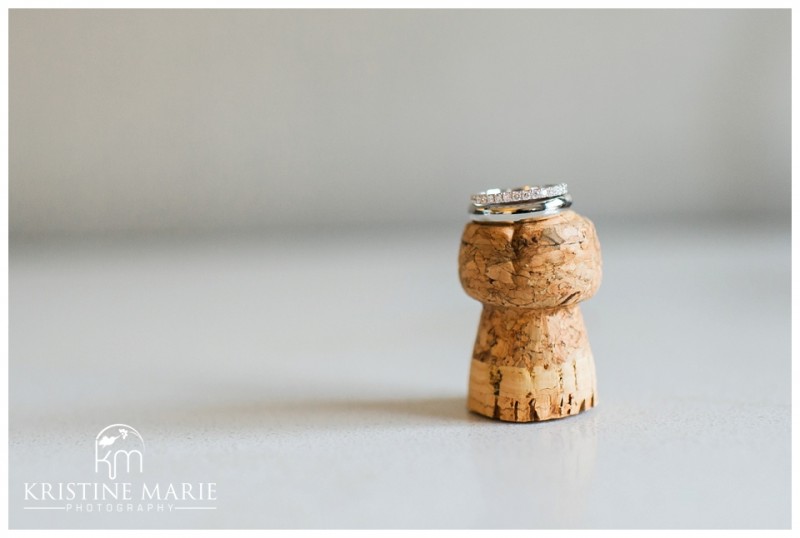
[94,424,145,479]
[97,435,119,448]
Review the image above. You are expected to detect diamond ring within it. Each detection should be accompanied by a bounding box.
[470,183,568,206]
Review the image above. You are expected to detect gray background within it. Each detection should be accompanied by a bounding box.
[10,9,790,237]
[9,9,791,530]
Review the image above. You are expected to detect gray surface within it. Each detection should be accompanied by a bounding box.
[9,219,790,529]
[9,9,791,237]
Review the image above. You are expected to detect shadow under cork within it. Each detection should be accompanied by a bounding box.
[142,394,599,433]
[107,395,489,434]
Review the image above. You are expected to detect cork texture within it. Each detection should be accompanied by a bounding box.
[458,210,602,422]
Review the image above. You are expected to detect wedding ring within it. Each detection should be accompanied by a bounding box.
[469,193,572,222]
[470,183,568,206]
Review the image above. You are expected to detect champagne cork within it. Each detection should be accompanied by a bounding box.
[458,208,602,422]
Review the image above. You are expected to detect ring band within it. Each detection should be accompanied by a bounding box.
[470,183,568,206]
[469,193,573,222]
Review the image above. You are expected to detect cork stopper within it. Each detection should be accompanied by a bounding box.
[458,210,602,422]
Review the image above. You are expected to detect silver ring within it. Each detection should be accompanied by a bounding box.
[470,183,568,206]
[469,193,572,222]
